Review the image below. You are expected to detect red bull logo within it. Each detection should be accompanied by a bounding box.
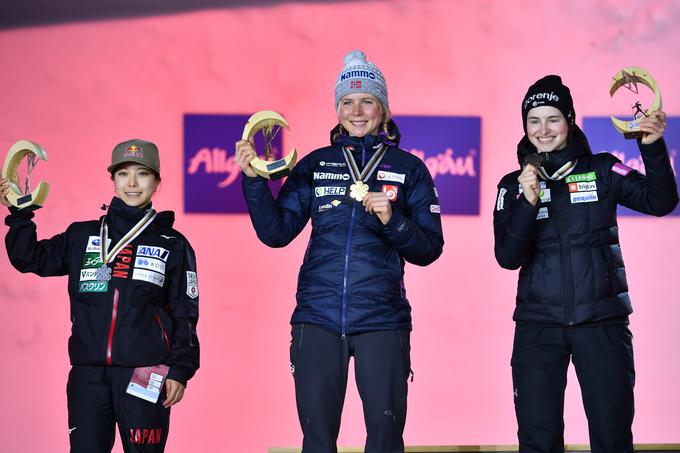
[123,145,144,158]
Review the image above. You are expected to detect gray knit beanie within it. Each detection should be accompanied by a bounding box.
[334,50,389,109]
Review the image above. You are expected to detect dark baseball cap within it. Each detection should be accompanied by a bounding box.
[107,139,161,176]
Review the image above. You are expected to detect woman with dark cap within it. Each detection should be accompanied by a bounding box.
[235,50,443,452]
[1,139,199,453]
[493,75,678,453]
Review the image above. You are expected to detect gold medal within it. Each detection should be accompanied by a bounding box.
[350,181,369,202]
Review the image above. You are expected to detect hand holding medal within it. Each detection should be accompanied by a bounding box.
[362,191,393,225]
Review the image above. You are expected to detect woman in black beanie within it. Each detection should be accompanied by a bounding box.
[493,75,677,453]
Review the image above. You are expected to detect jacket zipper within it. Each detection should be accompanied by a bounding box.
[552,182,576,324]
[106,288,120,365]
[154,314,171,352]
[341,204,357,339]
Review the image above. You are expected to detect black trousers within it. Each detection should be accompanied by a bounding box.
[290,323,411,453]
[511,323,635,453]
[67,366,170,453]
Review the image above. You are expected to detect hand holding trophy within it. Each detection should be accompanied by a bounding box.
[238,110,297,180]
[1,140,49,209]
[610,66,662,140]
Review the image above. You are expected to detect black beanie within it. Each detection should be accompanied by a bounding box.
[521,75,575,132]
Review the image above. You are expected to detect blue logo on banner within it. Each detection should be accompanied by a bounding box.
[184,114,283,213]
[583,117,679,216]
[393,116,480,215]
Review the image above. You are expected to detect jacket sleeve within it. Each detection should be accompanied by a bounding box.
[613,138,679,216]
[381,159,443,266]
[493,175,539,270]
[165,236,200,385]
[241,158,312,248]
[4,206,69,276]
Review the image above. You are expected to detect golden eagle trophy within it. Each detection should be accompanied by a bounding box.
[609,66,662,139]
[242,110,297,180]
[2,140,50,208]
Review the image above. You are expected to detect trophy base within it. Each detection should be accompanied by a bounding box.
[623,130,645,140]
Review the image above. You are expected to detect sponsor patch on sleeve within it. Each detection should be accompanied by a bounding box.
[186,271,198,299]
[430,204,441,214]
[611,162,633,177]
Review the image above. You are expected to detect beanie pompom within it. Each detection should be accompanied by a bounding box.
[344,50,367,67]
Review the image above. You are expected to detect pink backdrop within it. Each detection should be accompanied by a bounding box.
[1,1,678,451]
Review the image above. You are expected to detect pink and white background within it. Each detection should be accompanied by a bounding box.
[0,1,678,451]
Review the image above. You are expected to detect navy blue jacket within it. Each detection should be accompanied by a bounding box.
[5,197,200,384]
[243,133,443,335]
[494,128,678,326]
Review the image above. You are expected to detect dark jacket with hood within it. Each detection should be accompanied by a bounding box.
[242,124,443,336]
[494,126,678,326]
[4,197,200,384]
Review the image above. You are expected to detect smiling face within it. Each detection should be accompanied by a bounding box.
[112,163,159,208]
[526,105,570,153]
[337,93,385,138]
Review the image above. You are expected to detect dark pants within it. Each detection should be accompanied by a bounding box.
[511,323,635,453]
[67,366,170,453]
[290,323,411,453]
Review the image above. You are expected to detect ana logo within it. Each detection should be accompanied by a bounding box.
[382,184,398,201]
[136,246,170,262]
[376,171,405,184]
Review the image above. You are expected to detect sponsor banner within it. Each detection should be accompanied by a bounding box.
[85,236,110,254]
[132,268,165,287]
[136,245,170,262]
[184,114,283,213]
[382,184,398,201]
[315,186,346,197]
[583,117,680,216]
[394,116,481,215]
[376,170,405,184]
[570,191,599,204]
[135,257,167,275]
[83,253,103,268]
[568,181,597,193]
[79,281,108,293]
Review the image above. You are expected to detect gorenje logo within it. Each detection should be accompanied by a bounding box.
[523,92,560,110]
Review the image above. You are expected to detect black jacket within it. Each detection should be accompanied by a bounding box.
[4,197,199,384]
[494,128,678,326]
[243,132,443,336]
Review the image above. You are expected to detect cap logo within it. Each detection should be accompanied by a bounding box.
[340,70,376,82]
[350,80,362,89]
[523,92,559,110]
[124,145,143,158]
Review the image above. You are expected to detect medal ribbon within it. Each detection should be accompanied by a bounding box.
[341,143,387,184]
[99,209,158,265]
[537,159,579,181]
